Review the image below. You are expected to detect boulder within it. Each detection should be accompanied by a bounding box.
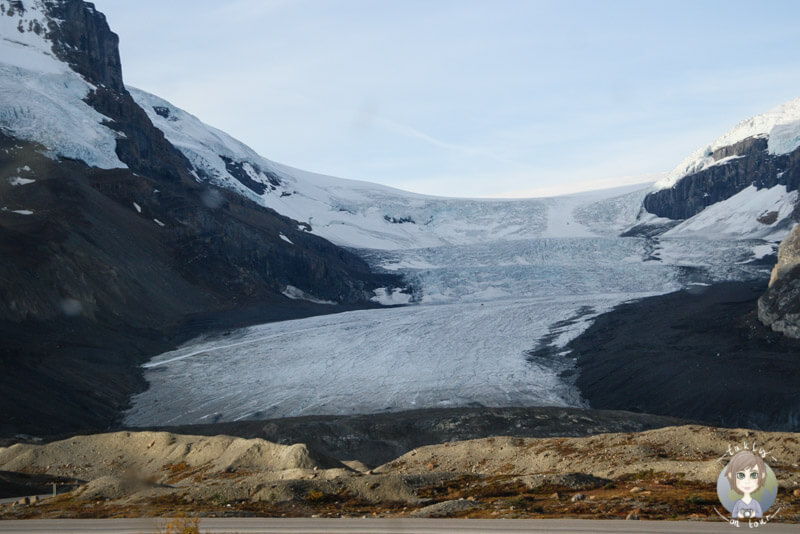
[759,224,800,337]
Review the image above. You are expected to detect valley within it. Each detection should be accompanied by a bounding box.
[2,1,800,526]
[124,230,772,428]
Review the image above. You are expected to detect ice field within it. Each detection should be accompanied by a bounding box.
[124,236,771,426]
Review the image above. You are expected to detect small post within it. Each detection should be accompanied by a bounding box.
[52,483,56,497]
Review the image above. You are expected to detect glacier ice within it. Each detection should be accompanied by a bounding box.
[124,234,771,427]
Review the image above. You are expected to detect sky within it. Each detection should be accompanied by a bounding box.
[92,0,800,198]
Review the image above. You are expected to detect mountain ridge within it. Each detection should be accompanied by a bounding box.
[1,0,798,437]
[0,0,405,436]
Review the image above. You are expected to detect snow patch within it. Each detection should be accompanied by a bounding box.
[631,209,675,226]
[281,285,336,305]
[8,176,34,186]
[0,0,63,74]
[664,185,797,241]
[751,243,777,260]
[2,207,33,215]
[378,254,440,271]
[279,233,293,245]
[371,287,412,305]
[707,154,745,168]
[153,218,165,227]
[132,202,141,213]
[769,119,800,156]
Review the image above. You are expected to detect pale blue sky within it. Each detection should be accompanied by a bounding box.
[93,0,800,197]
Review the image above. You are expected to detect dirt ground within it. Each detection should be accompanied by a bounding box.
[1,423,798,523]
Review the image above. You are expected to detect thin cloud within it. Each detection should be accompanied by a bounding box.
[375,117,525,168]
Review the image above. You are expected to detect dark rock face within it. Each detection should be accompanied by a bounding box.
[153,106,172,120]
[643,137,800,220]
[44,0,124,92]
[43,0,192,182]
[571,281,800,431]
[759,225,800,337]
[0,1,409,436]
[0,132,404,436]
[85,87,192,182]
[219,155,281,195]
[758,265,800,338]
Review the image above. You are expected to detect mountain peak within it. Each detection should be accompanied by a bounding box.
[0,0,194,180]
[656,96,800,191]
[44,0,124,92]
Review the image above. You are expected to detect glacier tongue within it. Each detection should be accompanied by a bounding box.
[119,75,790,428]
[124,236,770,427]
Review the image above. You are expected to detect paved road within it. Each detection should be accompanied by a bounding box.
[0,518,796,533]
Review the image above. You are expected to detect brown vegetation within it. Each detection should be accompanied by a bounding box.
[0,424,799,522]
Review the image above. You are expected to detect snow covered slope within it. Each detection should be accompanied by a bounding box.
[657,97,800,190]
[130,87,652,250]
[2,1,795,250]
[0,0,126,168]
[663,185,797,240]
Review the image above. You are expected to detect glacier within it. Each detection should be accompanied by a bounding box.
[124,228,772,427]
[1,0,797,430]
[121,88,789,428]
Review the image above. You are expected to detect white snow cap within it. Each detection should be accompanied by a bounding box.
[130,86,656,250]
[656,96,800,190]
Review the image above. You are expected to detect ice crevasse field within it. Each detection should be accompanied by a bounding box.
[123,182,778,427]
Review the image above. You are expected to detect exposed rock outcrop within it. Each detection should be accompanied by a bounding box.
[759,224,800,337]
[44,0,194,182]
[0,1,407,436]
[643,136,800,221]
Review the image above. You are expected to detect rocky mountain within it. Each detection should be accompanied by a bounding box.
[134,78,800,249]
[629,98,800,240]
[0,0,404,436]
[3,0,799,440]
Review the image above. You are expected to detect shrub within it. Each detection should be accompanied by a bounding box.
[159,514,200,534]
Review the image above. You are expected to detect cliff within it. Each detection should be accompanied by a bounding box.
[0,0,405,436]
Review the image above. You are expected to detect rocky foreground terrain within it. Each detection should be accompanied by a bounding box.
[1,410,799,522]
